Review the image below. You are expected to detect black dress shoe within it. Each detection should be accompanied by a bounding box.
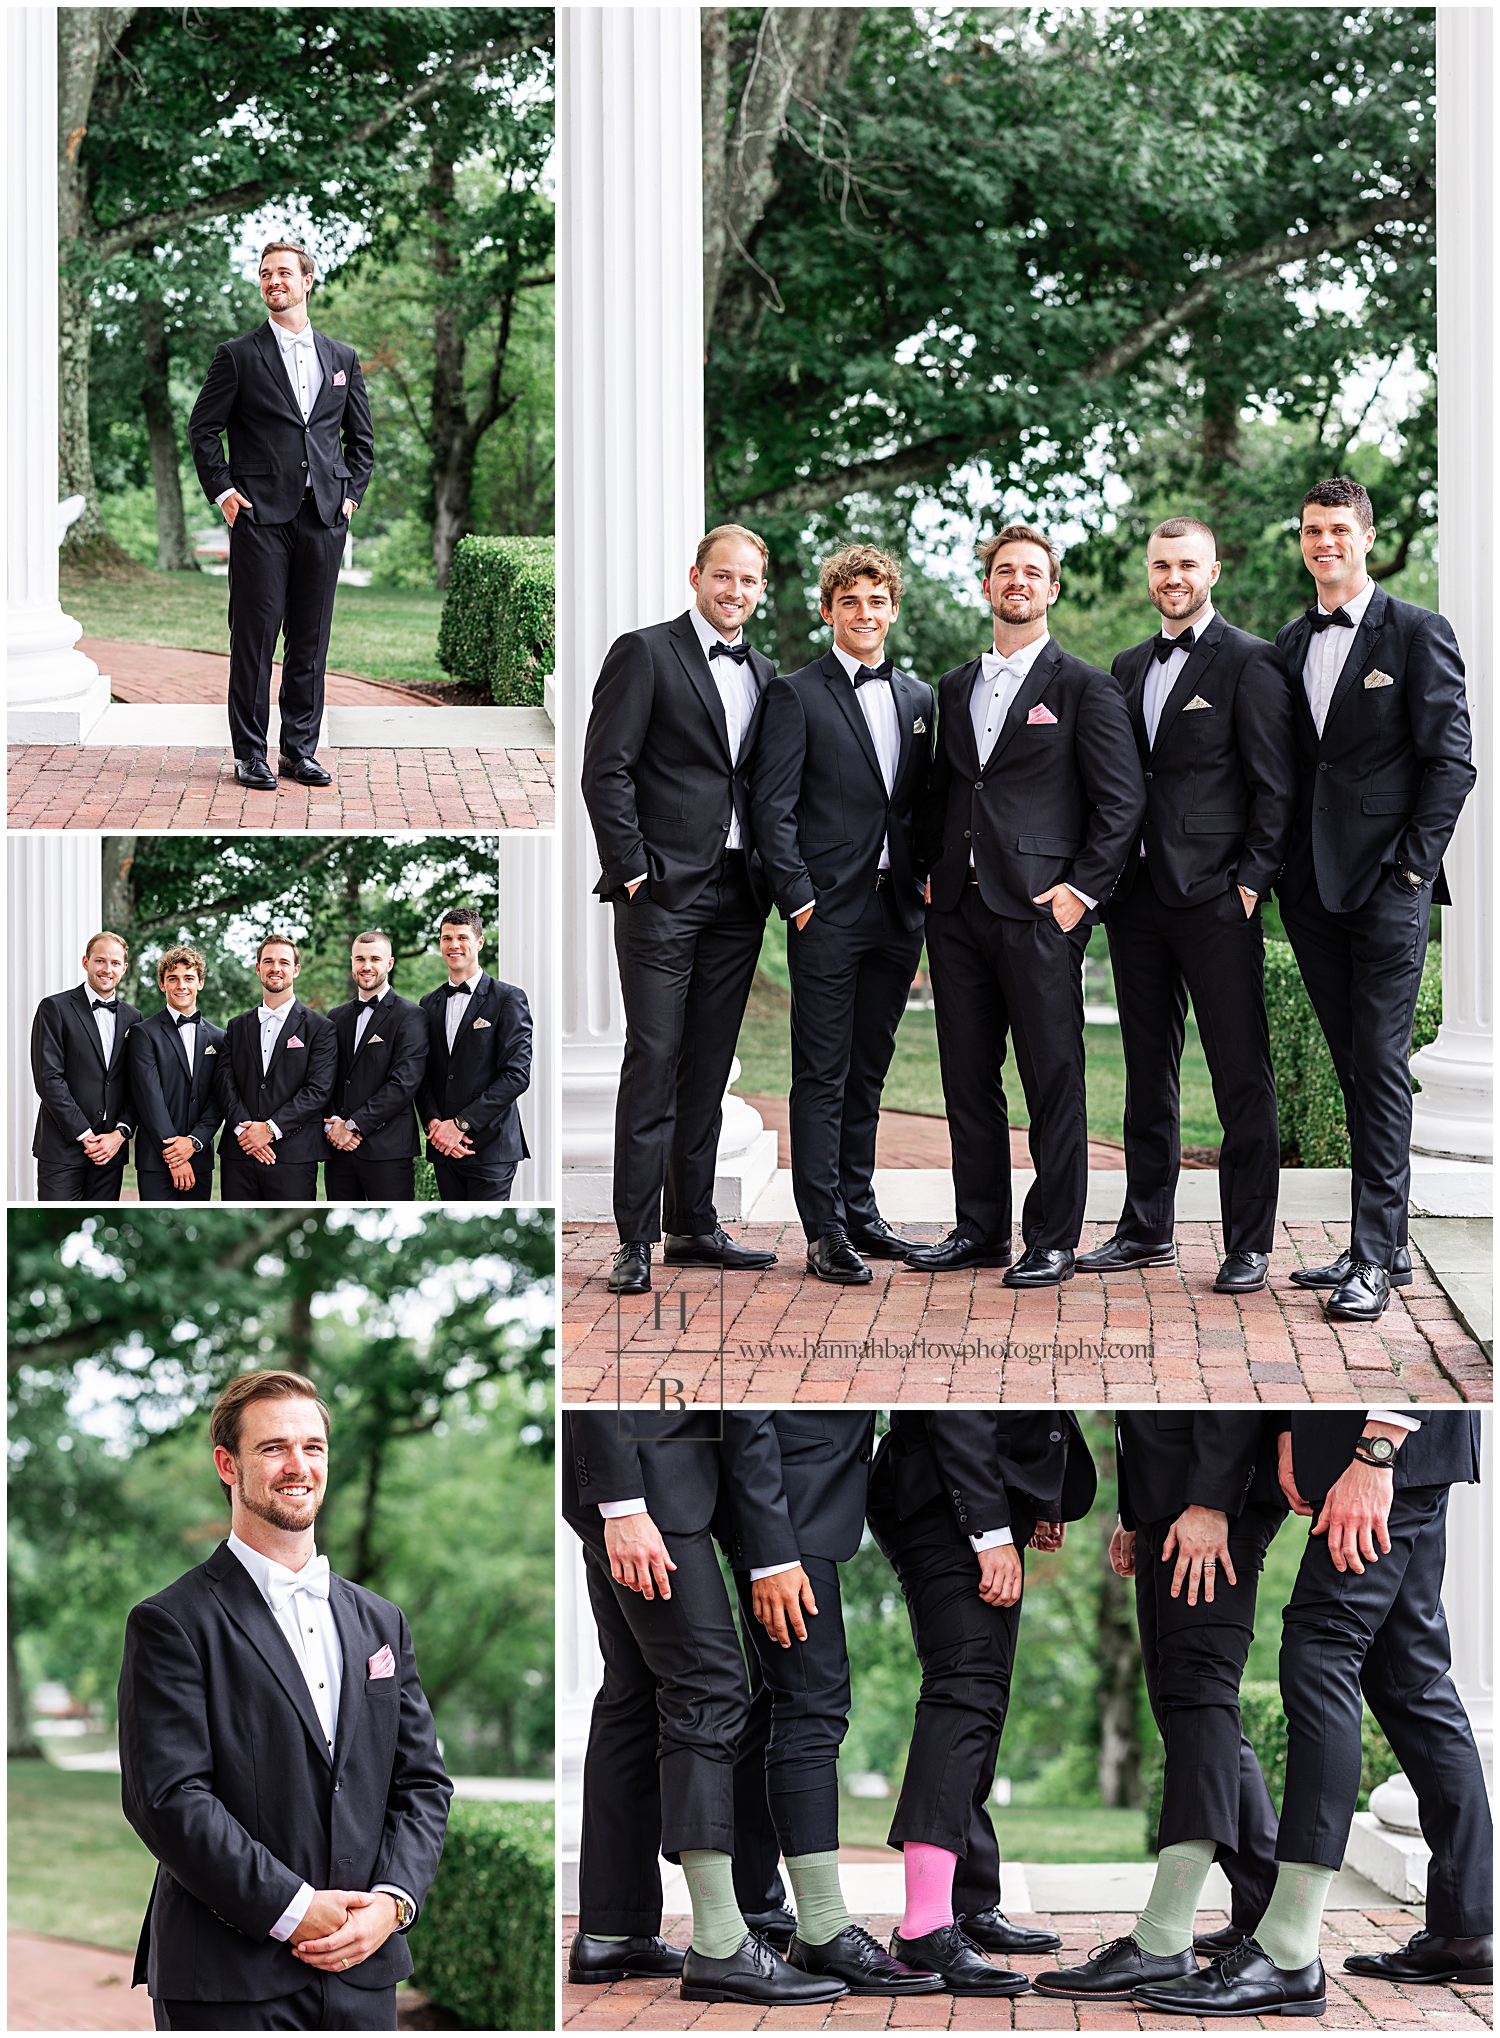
[1291,1245,1412,1288]
[607,1242,652,1294]
[1214,1249,1269,1294]
[1344,1928,1492,1985]
[278,752,333,786]
[960,1906,1061,1955]
[679,1932,848,2004]
[889,1922,1029,1996]
[663,1227,776,1270]
[1193,1923,1250,1957]
[740,1906,797,1952]
[1325,1260,1390,1321]
[1004,1245,1074,1288]
[568,1932,685,1984]
[1132,1936,1325,2017]
[1032,1933,1195,2000]
[900,1229,1013,1272]
[806,1230,872,1284]
[789,1924,944,1994]
[233,755,277,790]
[1075,1235,1176,1273]
[848,1217,918,1259]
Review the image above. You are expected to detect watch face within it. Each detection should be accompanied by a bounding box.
[1365,1436,1395,1462]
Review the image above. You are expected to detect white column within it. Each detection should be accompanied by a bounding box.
[495,834,556,1204]
[8,836,102,1199]
[6,8,109,744]
[1441,1407,1493,1782]
[558,1524,603,1913]
[1410,7,1493,1161]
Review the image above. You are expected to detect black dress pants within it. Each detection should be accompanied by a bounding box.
[927,888,1090,1250]
[730,1558,851,1857]
[1135,1507,1280,1928]
[611,852,766,1242]
[787,886,924,1239]
[430,1156,517,1202]
[1108,869,1280,1253]
[1278,1485,1491,1937]
[219,1149,320,1202]
[867,1488,1033,1872]
[155,1979,396,2030]
[730,1647,790,1920]
[1279,874,1430,1266]
[323,1155,417,1202]
[35,1149,128,1201]
[136,1152,215,1201]
[226,497,344,761]
[574,1518,749,1935]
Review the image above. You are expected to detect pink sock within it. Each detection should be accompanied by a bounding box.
[900,1841,958,1938]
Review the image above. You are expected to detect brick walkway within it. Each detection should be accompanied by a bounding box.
[739,1103,1160,1174]
[82,637,433,706]
[8,744,553,829]
[562,1220,1490,1404]
[562,1908,1489,2030]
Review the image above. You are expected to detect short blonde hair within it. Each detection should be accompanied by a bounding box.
[696,524,769,575]
[85,930,129,960]
[818,544,903,608]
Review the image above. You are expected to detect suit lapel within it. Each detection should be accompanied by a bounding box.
[445,976,491,1064]
[350,998,380,1060]
[1282,613,1318,741]
[987,641,1061,766]
[328,1578,368,1783]
[889,667,916,791]
[668,613,734,765]
[262,1000,304,1089]
[823,654,886,790]
[1320,588,1388,739]
[164,1009,193,1080]
[1152,624,1225,754]
[71,985,109,1073]
[306,330,340,424]
[948,661,985,776]
[206,1547,334,1770]
[253,322,310,429]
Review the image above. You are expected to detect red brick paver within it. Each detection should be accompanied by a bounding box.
[562,1220,1489,1405]
[7,1931,153,2031]
[738,1105,1160,1175]
[562,1908,1490,2030]
[8,744,553,830]
[82,637,433,707]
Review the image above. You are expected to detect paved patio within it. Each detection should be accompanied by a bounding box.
[82,636,434,706]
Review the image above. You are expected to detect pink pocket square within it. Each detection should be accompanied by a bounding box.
[333,369,347,386]
[285,1036,304,1050]
[368,1645,395,1680]
[1026,703,1058,725]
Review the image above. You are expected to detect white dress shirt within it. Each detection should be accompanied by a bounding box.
[966,632,1094,909]
[259,1000,293,1075]
[353,986,387,1054]
[89,993,118,1066]
[689,604,760,853]
[444,970,483,1051]
[831,640,900,869]
[1302,577,1376,738]
[173,1011,199,1074]
[1366,1407,1421,1435]
[1143,603,1215,747]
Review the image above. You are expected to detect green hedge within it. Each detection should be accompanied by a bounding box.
[438,536,555,705]
[1264,939,1441,1168]
[408,1798,555,2029]
[1143,1681,1400,1852]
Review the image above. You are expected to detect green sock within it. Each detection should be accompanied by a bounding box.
[1132,1838,1217,1955]
[680,1849,748,1958]
[1255,1861,1334,1971]
[784,1850,851,1947]
[590,1934,629,1942]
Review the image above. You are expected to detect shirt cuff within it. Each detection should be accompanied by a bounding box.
[599,1498,648,1519]
[372,1885,414,1929]
[76,1130,92,1144]
[267,1120,282,1141]
[749,1559,802,1582]
[625,874,648,888]
[970,1526,1015,1552]
[215,486,237,506]
[787,897,815,917]
[1366,1408,1421,1435]
[268,1881,315,1942]
[1062,883,1098,911]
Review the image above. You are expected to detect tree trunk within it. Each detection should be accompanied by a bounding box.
[139,292,197,572]
[7,1590,43,1759]
[284,1286,314,1375]
[1096,1520,1143,1808]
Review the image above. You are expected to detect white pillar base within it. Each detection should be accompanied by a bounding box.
[1410,1024,1494,1161]
[1343,1810,1430,1905]
[8,603,110,742]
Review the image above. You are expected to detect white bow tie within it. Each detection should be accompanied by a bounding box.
[281,329,315,350]
[265,1553,330,1613]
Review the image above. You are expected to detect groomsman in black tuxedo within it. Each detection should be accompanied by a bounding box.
[189,240,373,789]
[906,525,1145,1285]
[750,547,933,1283]
[217,937,338,1202]
[1273,479,1474,1322]
[1135,1411,1489,2019]
[323,932,428,1202]
[416,910,530,1200]
[580,527,780,1293]
[1081,520,1296,1294]
[1037,1414,1285,2003]
[30,931,142,1201]
[126,946,226,1201]
[868,1414,1095,1995]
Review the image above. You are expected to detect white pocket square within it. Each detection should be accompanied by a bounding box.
[368,1033,383,1044]
[472,1016,491,1029]
[913,717,927,734]
[1363,669,1395,689]
[1183,695,1212,711]
[205,1045,217,1055]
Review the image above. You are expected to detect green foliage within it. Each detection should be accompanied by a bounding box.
[366,514,441,591]
[408,1799,554,2030]
[438,537,555,704]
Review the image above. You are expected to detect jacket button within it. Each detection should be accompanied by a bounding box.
[952,1489,961,1499]
[1144,770,1153,780]
[974,781,984,791]
[301,460,308,469]
[1318,762,1329,772]
[963,829,971,840]
[860,1448,871,1463]
[1050,1431,1062,1442]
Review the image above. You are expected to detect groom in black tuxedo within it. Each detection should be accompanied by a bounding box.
[126,945,227,1201]
[189,240,374,790]
[217,937,338,1202]
[416,909,531,1200]
[750,547,933,1283]
[30,930,141,1201]
[323,932,428,1202]
[580,527,781,1293]
[119,1368,451,2029]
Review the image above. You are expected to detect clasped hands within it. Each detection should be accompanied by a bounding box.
[290,1888,398,1971]
[81,1128,125,1167]
[160,1134,197,1191]
[426,1117,474,1160]
[235,1119,277,1166]
[325,1116,362,1153]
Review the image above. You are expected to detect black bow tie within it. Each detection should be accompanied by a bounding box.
[173,1012,199,1027]
[853,660,894,686]
[444,980,476,998]
[709,639,751,664]
[91,998,119,1013]
[1308,606,1355,633]
[1153,631,1193,663]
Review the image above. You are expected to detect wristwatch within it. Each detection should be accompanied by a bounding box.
[387,1892,416,1930]
[1354,1434,1397,1468]
[1397,866,1425,893]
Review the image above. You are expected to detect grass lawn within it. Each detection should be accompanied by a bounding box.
[9,1761,157,1953]
[61,569,447,693]
[836,1793,1149,1862]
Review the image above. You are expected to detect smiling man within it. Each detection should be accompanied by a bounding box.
[416,909,531,1200]
[217,936,338,1202]
[30,930,142,1201]
[119,1369,451,2030]
[126,946,227,1200]
[323,932,428,1203]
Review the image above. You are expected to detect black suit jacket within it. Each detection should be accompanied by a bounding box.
[717,1412,877,1570]
[1281,1411,1481,1516]
[416,975,531,1167]
[921,640,1146,922]
[749,653,933,932]
[126,1007,227,1159]
[1274,586,1475,913]
[324,992,427,1162]
[581,611,776,911]
[1116,1413,1287,1530]
[31,984,142,1161]
[119,1544,451,2002]
[873,1412,1097,1537]
[1108,613,1298,909]
[216,1002,339,1166]
[188,323,374,529]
